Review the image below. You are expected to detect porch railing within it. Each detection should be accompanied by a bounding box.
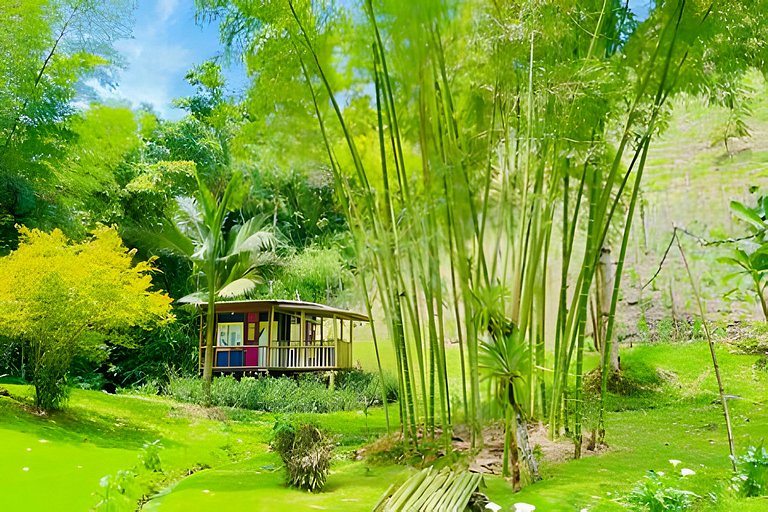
[206,340,352,370]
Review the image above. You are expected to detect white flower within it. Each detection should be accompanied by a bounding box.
[669,459,681,467]
[485,503,502,512]
[513,504,536,512]
[22,467,29,472]
[681,468,696,477]
[657,471,665,476]
[38,439,48,443]
[202,490,210,494]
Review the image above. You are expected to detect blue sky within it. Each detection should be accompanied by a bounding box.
[93,0,246,120]
[103,0,652,121]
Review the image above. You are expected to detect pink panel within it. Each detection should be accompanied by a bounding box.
[244,346,259,367]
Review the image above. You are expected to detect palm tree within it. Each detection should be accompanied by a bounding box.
[143,171,276,401]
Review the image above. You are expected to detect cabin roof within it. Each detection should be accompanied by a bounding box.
[199,299,369,322]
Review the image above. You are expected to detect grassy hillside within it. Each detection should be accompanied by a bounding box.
[622,72,768,327]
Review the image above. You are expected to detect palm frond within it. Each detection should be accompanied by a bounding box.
[134,218,195,259]
[217,277,258,298]
[173,196,206,242]
[177,291,207,304]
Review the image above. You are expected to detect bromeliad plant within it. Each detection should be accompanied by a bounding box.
[475,285,530,488]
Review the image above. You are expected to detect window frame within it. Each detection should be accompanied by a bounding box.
[217,322,244,347]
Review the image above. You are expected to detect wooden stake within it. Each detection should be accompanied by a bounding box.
[675,232,737,471]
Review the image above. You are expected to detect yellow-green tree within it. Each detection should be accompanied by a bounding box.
[0,226,173,410]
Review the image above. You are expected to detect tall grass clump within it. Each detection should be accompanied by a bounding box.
[271,419,333,492]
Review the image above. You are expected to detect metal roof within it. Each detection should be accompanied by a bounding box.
[199,299,370,322]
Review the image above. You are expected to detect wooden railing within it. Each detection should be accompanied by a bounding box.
[207,341,352,370]
[269,344,335,369]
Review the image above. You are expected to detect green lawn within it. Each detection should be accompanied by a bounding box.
[2,340,767,511]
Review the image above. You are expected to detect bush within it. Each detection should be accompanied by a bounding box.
[165,377,204,403]
[271,419,333,492]
[731,445,768,497]
[118,380,160,396]
[337,368,399,403]
[164,370,394,414]
[260,246,352,303]
[625,466,699,511]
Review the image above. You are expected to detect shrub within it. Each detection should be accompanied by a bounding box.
[166,377,204,403]
[337,368,399,403]
[139,440,164,473]
[270,420,333,492]
[119,380,160,397]
[731,445,768,497]
[625,468,699,511]
[164,371,392,414]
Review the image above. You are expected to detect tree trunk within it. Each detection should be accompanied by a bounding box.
[202,296,216,405]
[509,406,521,492]
[754,278,768,322]
[516,411,541,482]
[597,248,619,372]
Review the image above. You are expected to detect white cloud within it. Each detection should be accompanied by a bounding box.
[156,0,180,24]
[94,37,191,119]
[86,0,239,120]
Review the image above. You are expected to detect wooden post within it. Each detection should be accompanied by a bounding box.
[349,320,354,368]
[300,311,306,368]
[268,306,275,369]
[199,310,204,373]
[332,315,338,369]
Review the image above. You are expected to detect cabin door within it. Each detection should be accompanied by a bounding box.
[258,312,271,367]
[244,313,259,367]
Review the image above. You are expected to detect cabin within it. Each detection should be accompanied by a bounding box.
[199,300,369,374]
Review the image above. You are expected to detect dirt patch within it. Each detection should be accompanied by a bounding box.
[454,423,601,475]
[119,394,229,421]
[357,423,606,476]
[167,402,228,422]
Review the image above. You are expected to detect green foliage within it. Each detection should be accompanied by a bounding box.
[93,469,137,512]
[337,368,399,404]
[263,245,351,303]
[0,0,135,249]
[94,439,164,510]
[270,420,333,492]
[107,313,199,389]
[0,226,173,410]
[139,440,164,473]
[164,371,396,413]
[625,470,699,511]
[245,169,347,249]
[721,194,768,319]
[731,445,768,497]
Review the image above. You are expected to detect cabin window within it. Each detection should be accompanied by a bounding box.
[217,322,243,346]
